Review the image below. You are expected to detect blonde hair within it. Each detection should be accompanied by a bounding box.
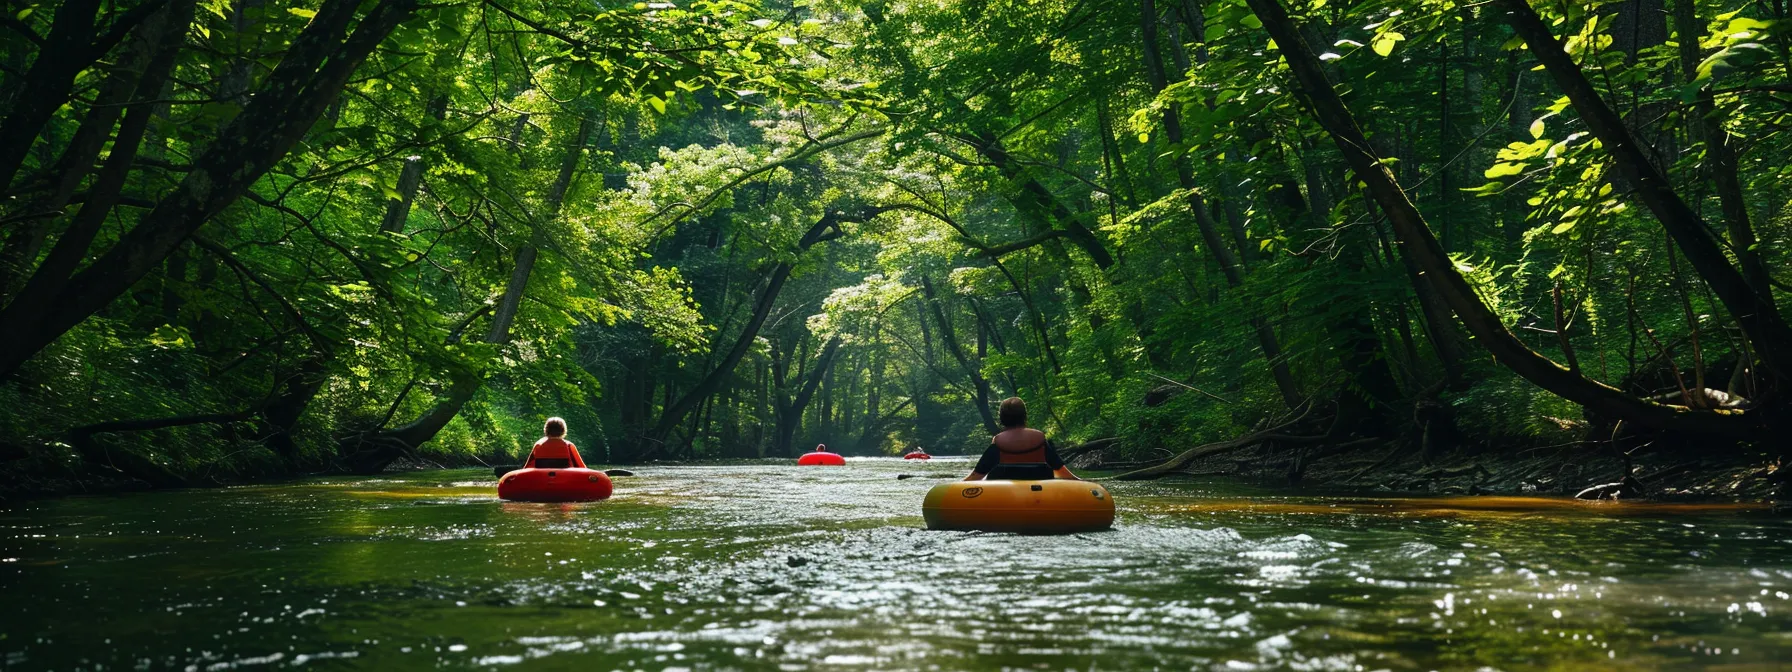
[543,417,567,437]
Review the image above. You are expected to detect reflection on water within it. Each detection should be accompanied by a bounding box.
[1,459,1788,670]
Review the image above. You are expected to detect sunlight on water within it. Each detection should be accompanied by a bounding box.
[1,459,1788,670]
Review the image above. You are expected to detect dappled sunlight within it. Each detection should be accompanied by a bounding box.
[2,1,1791,669]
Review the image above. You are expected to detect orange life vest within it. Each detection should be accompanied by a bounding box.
[994,430,1047,464]
[527,437,585,469]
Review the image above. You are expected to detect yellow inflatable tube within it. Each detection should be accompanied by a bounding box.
[922,479,1115,533]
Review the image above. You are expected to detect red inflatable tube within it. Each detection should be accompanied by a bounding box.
[903,453,932,460]
[797,452,846,466]
[498,468,613,502]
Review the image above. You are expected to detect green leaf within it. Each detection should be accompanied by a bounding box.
[1551,221,1576,234]
[1372,32,1404,57]
[1498,139,1550,161]
[1529,118,1545,139]
[648,96,667,114]
[287,7,316,19]
[1723,17,1772,35]
[14,8,31,20]
[147,324,191,349]
[1484,162,1526,179]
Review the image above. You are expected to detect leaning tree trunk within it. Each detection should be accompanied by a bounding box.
[377,96,450,233]
[0,0,107,191]
[1669,0,1774,311]
[0,0,180,298]
[0,0,421,380]
[337,111,589,471]
[340,244,537,473]
[1493,0,1792,382]
[921,275,998,433]
[1246,0,1773,439]
[1142,0,1302,408]
[771,336,843,457]
[635,206,883,458]
[0,0,195,329]
[188,234,338,465]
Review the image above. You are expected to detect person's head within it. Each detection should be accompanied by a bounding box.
[543,417,567,438]
[815,443,827,452]
[998,397,1027,429]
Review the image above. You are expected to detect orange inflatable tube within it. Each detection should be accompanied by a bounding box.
[797,452,846,466]
[498,468,613,502]
[903,452,932,460]
[922,479,1114,533]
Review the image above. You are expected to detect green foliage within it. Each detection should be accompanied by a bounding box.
[3,0,1787,488]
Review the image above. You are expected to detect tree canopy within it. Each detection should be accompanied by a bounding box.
[1,0,1787,488]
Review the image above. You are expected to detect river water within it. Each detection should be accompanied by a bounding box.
[1,458,1788,670]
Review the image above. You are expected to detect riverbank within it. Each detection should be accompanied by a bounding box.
[1074,441,1788,503]
[7,440,1785,509]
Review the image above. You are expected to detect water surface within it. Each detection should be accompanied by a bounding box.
[2,459,1788,670]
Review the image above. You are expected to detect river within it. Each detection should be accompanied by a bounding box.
[2,458,1788,670]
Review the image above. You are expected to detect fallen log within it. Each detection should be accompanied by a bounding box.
[1057,437,1120,463]
[1111,430,1297,480]
[1575,476,1644,500]
[1110,404,1326,480]
[1414,463,1493,480]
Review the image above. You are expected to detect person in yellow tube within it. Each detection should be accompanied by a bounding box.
[964,397,1081,481]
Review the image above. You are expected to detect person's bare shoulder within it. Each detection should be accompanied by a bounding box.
[1021,428,1046,441]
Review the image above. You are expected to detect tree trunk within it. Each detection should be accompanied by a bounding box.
[339,110,595,470]
[378,96,450,234]
[0,4,171,298]
[637,207,879,456]
[1670,0,1774,310]
[0,0,421,379]
[0,0,106,191]
[1143,0,1301,408]
[922,275,998,433]
[0,0,194,327]
[1493,0,1792,382]
[1248,0,1773,438]
[342,243,537,472]
[772,336,842,456]
[1369,197,1468,383]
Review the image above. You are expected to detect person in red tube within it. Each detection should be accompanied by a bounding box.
[964,397,1080,481]
[525,417,586,469]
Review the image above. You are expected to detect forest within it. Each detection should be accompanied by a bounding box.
[1,0,1788,498]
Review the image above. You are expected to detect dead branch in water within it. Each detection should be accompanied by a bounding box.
[1057,437,1120,463]
[1109,403,1328,480]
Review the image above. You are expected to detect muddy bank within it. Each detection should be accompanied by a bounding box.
[1075,442,1787,503]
